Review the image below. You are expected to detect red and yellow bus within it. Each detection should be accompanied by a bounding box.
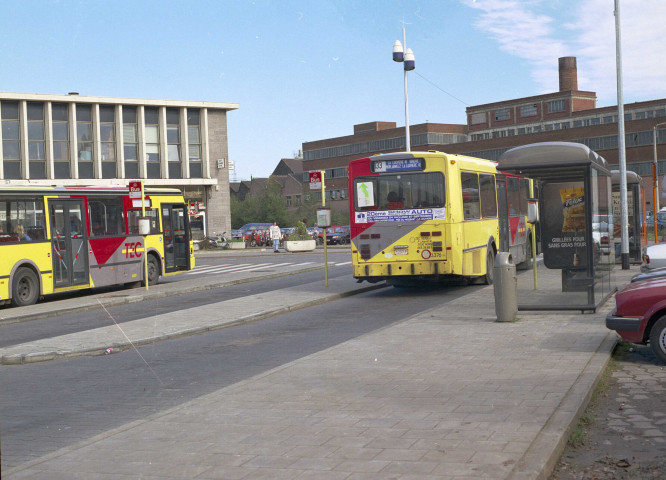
[348,151,533,286]
[0,186,194,307]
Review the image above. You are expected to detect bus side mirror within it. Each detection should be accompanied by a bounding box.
[527,198,539,224]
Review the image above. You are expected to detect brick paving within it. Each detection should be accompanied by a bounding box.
[2,263,639,480]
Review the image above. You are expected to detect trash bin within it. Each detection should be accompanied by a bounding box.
[494,251,517,322]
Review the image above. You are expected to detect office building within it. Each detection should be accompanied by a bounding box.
[0,92,238,236]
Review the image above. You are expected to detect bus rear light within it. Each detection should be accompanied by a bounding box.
[432,231,442,236]
[360,245,371,260]
[432,241,442,252]
[360,234,370,239]
[420,232,430,237]
[371,233,380,239]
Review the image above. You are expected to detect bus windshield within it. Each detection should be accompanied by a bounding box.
[354,172,445,211]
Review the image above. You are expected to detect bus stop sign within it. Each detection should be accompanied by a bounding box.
[129,181,142,199]
[309,171,322,190]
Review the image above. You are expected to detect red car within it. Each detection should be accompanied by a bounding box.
[606,278,666,363]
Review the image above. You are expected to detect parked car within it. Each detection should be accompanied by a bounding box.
[641,243,666,271]
[631,267,666,283]
[606,277,666,363]
[646,211,666,230]
[307,226,324,244]
[280,227,295,241]
[592,214,612,254]
[326,226,350,245]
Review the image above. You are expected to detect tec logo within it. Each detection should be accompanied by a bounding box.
[124,242,144,259]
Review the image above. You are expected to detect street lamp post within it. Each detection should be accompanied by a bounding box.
[654,122,666,242]
[392,20,415,152]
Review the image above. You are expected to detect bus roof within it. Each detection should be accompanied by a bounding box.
[362,151,498,170]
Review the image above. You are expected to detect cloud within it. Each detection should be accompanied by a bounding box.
[463,0,666,104]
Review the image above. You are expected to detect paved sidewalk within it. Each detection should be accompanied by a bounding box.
[3,265,638,479]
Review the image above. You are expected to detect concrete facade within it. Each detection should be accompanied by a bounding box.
[0,92,238,236]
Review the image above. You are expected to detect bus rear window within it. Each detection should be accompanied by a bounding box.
[354,172,444,211]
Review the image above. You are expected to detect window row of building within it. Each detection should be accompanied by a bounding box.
[470,107,666,141]
[0,99,209,181]
[466,127,666,163]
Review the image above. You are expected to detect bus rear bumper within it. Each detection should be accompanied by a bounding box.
[353,261,452,280]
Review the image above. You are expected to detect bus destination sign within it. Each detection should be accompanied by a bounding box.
[371,158,424,173]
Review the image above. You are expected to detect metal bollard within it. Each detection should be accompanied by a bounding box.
[493,251,518,322]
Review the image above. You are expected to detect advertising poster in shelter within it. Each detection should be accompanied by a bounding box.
[541,182,588,269]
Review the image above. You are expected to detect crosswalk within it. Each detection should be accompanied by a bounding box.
[187,261,352,276]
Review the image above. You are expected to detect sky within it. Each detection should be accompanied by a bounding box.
[1,0,665,181]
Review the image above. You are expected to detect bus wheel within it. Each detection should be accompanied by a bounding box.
[11,267,40,307]
[146,255,160,286]
[483,248,495,285]
[517,236,533,270]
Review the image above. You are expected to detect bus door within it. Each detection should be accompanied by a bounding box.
[162,203,190,273]
[48,199,89,287]
[496,175,510,252]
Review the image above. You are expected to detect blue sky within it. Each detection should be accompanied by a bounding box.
[2,0,665,181]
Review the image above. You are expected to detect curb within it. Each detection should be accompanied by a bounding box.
[1,282,387,365]
[508,330,618,480]
[0,264,328,326]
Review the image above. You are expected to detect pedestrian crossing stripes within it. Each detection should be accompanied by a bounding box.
[187,261,350,276]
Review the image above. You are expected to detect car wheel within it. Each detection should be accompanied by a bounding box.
[649,315,666,364]
[250,239,257,247]
[11,267,40,307]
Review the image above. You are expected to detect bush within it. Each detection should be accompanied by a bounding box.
[288,221,311,241]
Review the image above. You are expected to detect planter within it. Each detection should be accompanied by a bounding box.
[227,241,246,250]
[284,239,316,252]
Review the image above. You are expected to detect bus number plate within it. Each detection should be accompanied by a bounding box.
[395,248,408,255]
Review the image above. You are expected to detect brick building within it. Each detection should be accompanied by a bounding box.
[301,57,666,213]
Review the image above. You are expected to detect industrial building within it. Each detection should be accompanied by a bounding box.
[302,57,666,213]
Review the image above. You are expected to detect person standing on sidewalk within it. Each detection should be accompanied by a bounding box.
[270,221,281,253]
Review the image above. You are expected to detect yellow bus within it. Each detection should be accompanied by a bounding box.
[0,186,194,307]
[348,151,533,286]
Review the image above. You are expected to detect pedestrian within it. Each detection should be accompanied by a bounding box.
[269,221,281,253]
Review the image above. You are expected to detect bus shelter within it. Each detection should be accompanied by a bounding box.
[497,142,615,312]
[611,170,644,264]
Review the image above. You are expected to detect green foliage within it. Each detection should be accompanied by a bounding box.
[230,176,351,230]
[288,221,311,241]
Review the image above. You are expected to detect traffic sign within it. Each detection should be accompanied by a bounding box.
[129,181,142,199]
[309,171,322,190]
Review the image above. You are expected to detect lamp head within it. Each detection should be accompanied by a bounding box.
[403,48,415,71]
[392,40,404,62]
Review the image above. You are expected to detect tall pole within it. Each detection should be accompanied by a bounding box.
[655,122,666,243]
[615,0,630,269]
[321,170,328,287]
[402,21,411,152]
[393,19,414,152]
